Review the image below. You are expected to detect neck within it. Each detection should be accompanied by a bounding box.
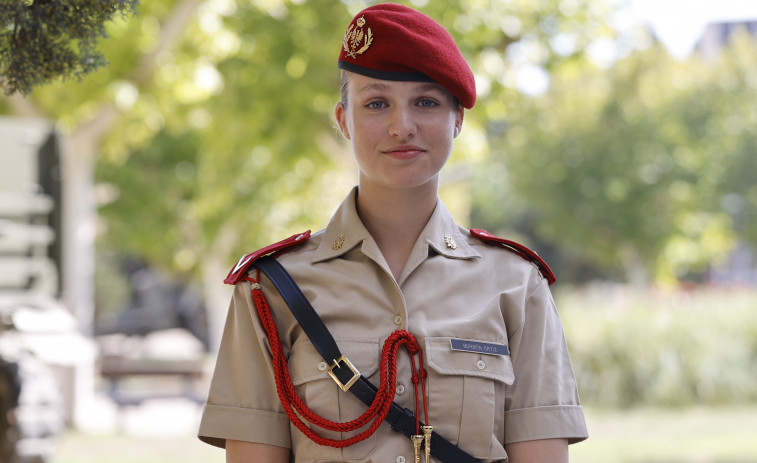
[356,181,438,280]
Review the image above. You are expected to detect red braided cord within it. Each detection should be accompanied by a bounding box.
[248,277,425,448]
[407,350,430,434]
[418,350,429,427]
[409,354,420,433]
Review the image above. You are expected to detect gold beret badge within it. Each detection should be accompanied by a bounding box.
[342,15,373,59]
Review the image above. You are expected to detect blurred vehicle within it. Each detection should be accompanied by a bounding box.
[94,258,211,408]
[95,256,211,352]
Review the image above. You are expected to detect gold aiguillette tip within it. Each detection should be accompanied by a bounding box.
[412,434,423,463]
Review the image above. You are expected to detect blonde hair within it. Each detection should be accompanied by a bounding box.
[339,70,350,108]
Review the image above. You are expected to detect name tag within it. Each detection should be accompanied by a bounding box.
[450,339,509,356]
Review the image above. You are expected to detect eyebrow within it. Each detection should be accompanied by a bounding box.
[356,82,391,95]
[415,82,446,93]
[356,81,447,95]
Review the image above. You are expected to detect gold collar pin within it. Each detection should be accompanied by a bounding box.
[331,234,345,250]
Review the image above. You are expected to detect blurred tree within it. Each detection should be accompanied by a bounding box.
[90,0,615,304]
[473,31,757,284]
[0,0,138,96]
[0,0,625,338]
[2,0,204,334]
[94,0,357,341]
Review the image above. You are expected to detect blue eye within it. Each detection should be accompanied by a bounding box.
[418,98,438,108]
[366,100,386,110]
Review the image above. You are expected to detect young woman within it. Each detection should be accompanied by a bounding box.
[199,4,587,462]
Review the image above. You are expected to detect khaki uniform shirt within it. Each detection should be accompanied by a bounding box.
[199,187,588,462]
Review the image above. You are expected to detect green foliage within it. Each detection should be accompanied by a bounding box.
[4,0,756,288]
[94,0,357,276]
[559,285,757,408]
[473,33,757,284]
[0,0,138,96]
[92,0,613,276]
[0,0,628,281]
[96,129,202,273]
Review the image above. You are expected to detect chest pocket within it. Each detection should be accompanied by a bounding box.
[288,337,380,461]
[425,336,514,460]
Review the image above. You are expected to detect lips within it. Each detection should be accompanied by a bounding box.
[382,144,425,160]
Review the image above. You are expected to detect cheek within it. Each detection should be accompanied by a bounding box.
[350,118,379,144]
[434,117,458,143]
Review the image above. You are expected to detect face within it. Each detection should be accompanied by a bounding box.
[335,73,463,192]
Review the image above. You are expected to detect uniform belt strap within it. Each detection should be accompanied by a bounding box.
[255,256,481,463]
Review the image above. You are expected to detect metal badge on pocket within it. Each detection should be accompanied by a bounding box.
[450,339,509,356]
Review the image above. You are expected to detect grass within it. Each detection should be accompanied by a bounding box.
[51,405,757,462]
[50,397,225,463]
[572,406,757,463]
[53,433,224,463]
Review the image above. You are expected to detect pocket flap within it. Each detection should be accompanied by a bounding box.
[288,338,380,385]
[425,337,514,384]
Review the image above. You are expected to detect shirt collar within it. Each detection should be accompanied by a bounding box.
[312,187,371,263]
[312,186,480,264]
[421,199,479,260]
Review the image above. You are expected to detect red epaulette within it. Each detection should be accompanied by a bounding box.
[224,231,311,285]
[470,228,556,286]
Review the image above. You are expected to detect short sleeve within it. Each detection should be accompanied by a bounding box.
[198,282,292,449]
[504,272,588,444]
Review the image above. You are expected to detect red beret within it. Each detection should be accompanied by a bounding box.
[338,3,476,109]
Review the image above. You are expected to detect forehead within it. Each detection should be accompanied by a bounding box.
[349,73,451,97]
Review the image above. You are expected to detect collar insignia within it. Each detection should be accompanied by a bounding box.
[343,16,374,59]
[332,233,346,251]
[444,235,457,250]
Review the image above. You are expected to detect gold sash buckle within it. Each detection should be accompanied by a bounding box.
[327,355,361,391]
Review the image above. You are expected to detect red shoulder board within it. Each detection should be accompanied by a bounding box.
[224,231,311,285]
[470,228,556,285]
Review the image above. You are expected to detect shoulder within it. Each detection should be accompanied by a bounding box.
[224,231,312,285]
[469,228,556,286]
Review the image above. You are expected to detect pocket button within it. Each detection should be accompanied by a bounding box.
[476,360,486,370]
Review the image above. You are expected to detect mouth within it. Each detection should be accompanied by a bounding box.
[382,145,425,160]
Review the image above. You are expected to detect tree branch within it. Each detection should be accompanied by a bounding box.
[6,93,44,118]
[128,0,205,86]
[76,0,204,140]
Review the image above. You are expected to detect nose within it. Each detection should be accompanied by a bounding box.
[388,106,416,139]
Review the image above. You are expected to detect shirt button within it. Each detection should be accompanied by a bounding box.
[317,361,329,371]
[394,315,402,326]
[396,456,406,463]
[396,383,406,395]
[476,360,486,370]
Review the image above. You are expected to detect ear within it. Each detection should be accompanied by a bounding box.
[335,102,351,140]
[453,105,464,138]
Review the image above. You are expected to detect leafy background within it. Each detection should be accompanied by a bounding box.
[2,0,757,461]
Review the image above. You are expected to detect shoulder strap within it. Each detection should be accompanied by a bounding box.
[224,231,311,285]
[255,256,481,463]
[470,228,556,285]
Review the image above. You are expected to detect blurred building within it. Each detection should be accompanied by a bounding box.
[696,19,757,59]
[0,116,97,462]
[693,21,757,285]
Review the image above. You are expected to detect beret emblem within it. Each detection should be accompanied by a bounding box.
[342,15,373,59]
